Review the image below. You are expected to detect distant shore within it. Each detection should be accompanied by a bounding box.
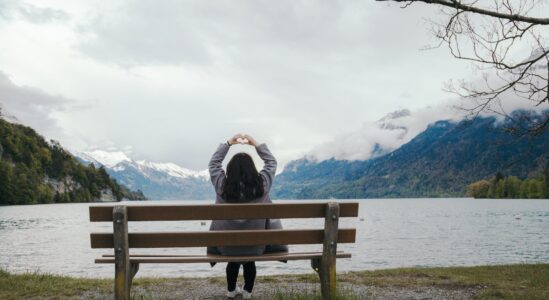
[1,264,548,299]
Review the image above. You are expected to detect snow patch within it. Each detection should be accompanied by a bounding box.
[75,150,209,180]
[78,150,130,168]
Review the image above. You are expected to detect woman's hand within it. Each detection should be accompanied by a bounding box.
[242,134,259,147]
[227,133,259,146]
[227,134,243,145]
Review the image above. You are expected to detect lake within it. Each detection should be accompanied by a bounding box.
[1,198,548,278]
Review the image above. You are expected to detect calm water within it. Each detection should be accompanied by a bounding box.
[1,198,548,278]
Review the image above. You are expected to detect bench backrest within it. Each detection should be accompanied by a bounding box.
[89,202,358,249]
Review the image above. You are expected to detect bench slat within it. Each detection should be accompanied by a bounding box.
[89,202,359,222]
[90,229,356,248]
[95,252,352,264]
[101,251,347,257]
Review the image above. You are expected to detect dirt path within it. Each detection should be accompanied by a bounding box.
[79,277,482,299]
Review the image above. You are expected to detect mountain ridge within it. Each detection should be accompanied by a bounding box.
[272,112,549,199]
[76,150,212,200]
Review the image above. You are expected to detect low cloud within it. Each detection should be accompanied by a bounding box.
[308,92,548,162]
[308,104,460,161]
[0,1,69,24]
[0,71,69,140]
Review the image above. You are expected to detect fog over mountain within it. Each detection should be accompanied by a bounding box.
[275,109,549,199]
[307,86,548,163]
[308,103,461,162]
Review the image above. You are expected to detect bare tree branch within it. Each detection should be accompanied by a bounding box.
[376,0,549,24]
[377,0,549,135]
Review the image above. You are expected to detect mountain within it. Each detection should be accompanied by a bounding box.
[308,106,463,162]
[0,117,146,205]
[76,150,213,200]
[272,111,549,199]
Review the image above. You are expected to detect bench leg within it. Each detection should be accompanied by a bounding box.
[311,257,321,273]
[130,263,139,285]
[114,261,131,300]
[114,262,137,300]
[113,206,131,300]
[320,202,339,300]
[319,255,337,300]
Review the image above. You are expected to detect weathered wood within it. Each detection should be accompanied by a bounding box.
[90,229,356,248]
[95,252,352,264]
[101,251,346,258]
[89,202,359,298]
[130,262,139,282]
[320,202,339,300]
[113,206,130,300]
[89,202,359,222]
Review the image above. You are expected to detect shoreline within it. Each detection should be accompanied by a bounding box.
[2,197,548,207]
[1,264,548,299]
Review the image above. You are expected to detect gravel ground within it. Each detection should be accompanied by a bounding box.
[79,277,482,299]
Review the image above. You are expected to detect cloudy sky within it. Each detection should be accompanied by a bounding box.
[0,0,544,170]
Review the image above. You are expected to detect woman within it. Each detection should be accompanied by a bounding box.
[208,133,287,299]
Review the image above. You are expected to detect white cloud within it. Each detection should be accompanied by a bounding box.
[0,71,68,139]
[0,1,69,23]
[308,92,548,162]
[0,0,546,170]
[308,104,460,161]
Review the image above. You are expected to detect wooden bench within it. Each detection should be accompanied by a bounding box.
[89,202,358,300]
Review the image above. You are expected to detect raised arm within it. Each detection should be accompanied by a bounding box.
[243,134,277,193]
[256,143,277,193]
[209,134,245,196]
[208,143,230,196]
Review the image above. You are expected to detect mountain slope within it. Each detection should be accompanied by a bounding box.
[76,150,213,200]
[0,118,146,205]
[273,112,549,199]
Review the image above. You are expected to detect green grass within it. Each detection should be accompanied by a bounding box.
[0,268,112,299]
[339,264,549,299]
[1,264,548,299]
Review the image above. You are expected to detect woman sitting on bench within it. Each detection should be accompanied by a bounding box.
[208,133,287,299]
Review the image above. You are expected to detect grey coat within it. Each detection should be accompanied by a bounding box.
[208,143,286,256]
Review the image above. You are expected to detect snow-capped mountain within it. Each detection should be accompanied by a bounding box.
[77,150,131,168]
[75,150,213,200]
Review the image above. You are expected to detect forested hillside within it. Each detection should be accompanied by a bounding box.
[0,117,146,205]
[273,112,549,199]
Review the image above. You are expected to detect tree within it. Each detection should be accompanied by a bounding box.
[544,165,549,197]
[467,179,490,197]
[377,0,549,135]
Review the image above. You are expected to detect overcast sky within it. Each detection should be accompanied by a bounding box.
[1,0,544,170]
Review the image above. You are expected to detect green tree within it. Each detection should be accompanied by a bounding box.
[505,176,521,199]
[526,179,543,199]
[0,161,15,204]
[543,165,549,199]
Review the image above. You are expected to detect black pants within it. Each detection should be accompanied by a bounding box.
[226,262,256,292]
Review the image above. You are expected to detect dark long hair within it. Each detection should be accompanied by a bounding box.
[222,153,264,202]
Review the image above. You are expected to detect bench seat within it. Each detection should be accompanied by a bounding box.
[96,251,352,264]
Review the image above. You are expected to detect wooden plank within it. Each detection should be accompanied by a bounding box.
[89,202,359,222]
[95,252,352,264]
[320,202,339,300]
[90,229,356,248]
[101,251,346,257]
[112,206,131,300]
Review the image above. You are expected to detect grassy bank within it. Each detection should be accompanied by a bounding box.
[1,264,548,299]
